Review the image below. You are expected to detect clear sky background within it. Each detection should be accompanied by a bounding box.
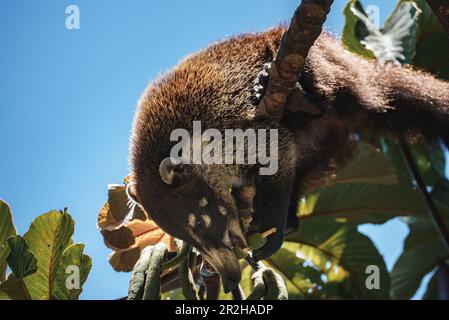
[0,0,443,299]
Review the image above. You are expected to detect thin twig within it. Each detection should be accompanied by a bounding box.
[396,133,449,253]
[258,0,334,120]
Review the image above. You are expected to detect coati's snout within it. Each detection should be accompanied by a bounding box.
[133,157,247,293]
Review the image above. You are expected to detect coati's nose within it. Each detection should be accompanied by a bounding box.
[223,277,239,294]
[200,246,242,294]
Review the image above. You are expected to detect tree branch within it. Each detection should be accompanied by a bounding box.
[426,0,449,36]
[396,133,449,253]
[258,0,334,120]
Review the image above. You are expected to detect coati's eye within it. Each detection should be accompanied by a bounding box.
[159,157,186,187]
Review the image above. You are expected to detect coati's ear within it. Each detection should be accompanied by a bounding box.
[159,157,186,187]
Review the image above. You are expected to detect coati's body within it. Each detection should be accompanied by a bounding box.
[130,27,449,292]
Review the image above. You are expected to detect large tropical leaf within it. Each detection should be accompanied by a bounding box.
[342,0,375,59]
[6,236,37,279]
[381,138,446,187]
[299,182,427,225]
[422,270,438,300]
[412,0,449,80]
[391,218,449,299]
[265,246,325,299]
[108,247,142,273]
[99,178,175,272]
[298,142,425,225]
[326,142,398,187]
[422,260,449,300]
[343,0,449,79]
[0,276,32,300]
[0,236,37,300]
[22,211,74,300]
[0,200,16,282]
[284,217,390,299]
[52,244,92,300]
[342,1,420,65]
[391,179,449,300]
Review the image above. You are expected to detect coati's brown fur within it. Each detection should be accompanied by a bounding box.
[130,26,449,291]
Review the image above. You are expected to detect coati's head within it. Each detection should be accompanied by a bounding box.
[130,155,247,293]
[128,29,285,292]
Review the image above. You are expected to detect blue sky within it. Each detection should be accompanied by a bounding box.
[0,0,439,299]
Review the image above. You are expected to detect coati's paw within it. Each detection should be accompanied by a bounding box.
[252,230,284,261]
[251,63,271,105]
[251,200,299,260]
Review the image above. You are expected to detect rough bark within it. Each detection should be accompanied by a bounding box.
[258,0,334,120]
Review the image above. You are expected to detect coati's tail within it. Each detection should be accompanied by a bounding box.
[373,65,449,147]
[301,34,449,147]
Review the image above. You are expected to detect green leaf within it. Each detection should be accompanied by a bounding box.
[265,246,324,299]
[0,275,32,300]
[299,142,428,225]
[432,179,449,218]
[328,142,398,186]
[422,270,438,300]
[374,1,419,64]
[162,288,184,300]
[0,200,17,282]
[6,236,37,279]
[343,1,420,65]
[52,244,92,300]
[390,218,449,299]
[391,239,446,299]
[285,217,390,299]
[299,182,427,225]
[412,0,449,80]
[381,138,446,187]
[22,211,74,300]
[342,0,375,59]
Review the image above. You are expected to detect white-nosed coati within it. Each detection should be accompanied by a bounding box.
[129,26,449,293]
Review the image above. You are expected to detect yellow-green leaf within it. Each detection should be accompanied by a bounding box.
[0,200,17,282]
[22,211,74,300]
[342,0,375,60]
[285,217,390,299]
[0,276,32,300]
[299,182,427,224]
[52,244,92,300]
[331,143,397,186]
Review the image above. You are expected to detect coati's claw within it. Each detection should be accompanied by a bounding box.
[285,203,300,236]
[252,230,284,261]
[251,63,271,105]
[250,183,294,261]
